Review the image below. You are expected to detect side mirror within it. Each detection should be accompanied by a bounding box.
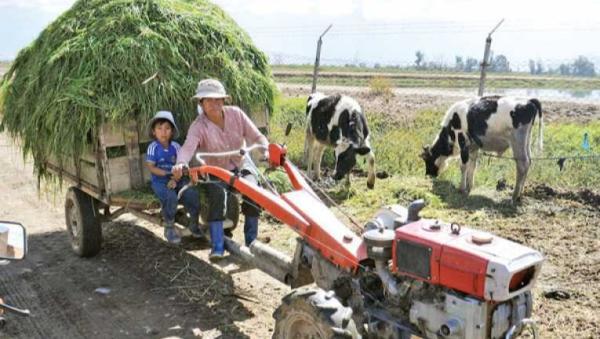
[0,222,27,260]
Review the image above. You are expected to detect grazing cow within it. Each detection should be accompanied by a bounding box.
[304,93,376,189]
[421,96,543,203]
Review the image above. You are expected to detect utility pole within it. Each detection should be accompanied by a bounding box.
[311,24,333,93]
[478,19,504,96]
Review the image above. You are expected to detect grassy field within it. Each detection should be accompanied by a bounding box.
[263,94,600,338]
[274,74,600,91]
[272,64,600,90]
[270,95,600,190]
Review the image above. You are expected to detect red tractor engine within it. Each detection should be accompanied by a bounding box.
[361,203,543,338]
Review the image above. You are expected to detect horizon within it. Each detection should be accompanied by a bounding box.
[1,0,599,72]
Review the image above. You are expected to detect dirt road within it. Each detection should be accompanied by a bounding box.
[0,133,287,338]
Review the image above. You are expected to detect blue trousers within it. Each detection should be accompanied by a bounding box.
[152,179,200,226]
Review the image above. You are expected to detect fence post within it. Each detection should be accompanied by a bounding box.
[478,19,504,96]
[312,24,333,93]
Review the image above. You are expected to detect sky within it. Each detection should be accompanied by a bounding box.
[1,0,600,70]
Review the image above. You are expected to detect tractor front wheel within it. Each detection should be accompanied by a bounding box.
[273,287,361,339]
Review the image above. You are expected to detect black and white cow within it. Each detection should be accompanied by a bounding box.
[421,96,543,203]
[304,93,376,189]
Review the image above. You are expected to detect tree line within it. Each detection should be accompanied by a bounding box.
[414,51,596,77]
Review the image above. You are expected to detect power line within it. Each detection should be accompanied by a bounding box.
[247,22,600,37]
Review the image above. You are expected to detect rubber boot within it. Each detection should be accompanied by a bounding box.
[208,221,225,260]
[244,216,259,246]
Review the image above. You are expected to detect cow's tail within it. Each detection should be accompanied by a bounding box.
[531,98,543,153]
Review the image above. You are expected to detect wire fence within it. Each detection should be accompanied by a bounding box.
[252,21,600,101]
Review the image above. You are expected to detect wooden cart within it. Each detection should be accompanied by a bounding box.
[47,110,269,257]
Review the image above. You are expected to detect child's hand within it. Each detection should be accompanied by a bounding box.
[167,179,177,189]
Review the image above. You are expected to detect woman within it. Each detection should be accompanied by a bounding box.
[173,79,268,259]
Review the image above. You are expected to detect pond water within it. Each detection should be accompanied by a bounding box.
[481,88,600,102]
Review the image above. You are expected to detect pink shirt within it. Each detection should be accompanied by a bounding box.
[177,106,268,170]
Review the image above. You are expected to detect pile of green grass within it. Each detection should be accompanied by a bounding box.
[0,0,275,175]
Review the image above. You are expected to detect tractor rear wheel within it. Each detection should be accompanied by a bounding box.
[65,187,102,257]
[273,287,361,339]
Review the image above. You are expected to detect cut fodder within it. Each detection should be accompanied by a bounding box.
[0,0,276,176]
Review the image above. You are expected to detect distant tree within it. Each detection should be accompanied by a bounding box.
[536,60,544,74]
[455,56,464,72]
[559,63,571,75]
[374,63,381,69]
[572,56,596,77]
[528,60,536,75]
[490,54,510,73]
[465,57,478,72]
[415,50,424,68]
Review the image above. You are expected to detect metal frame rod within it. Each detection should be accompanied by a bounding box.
[478,19,505,96]
[311,24,333,93]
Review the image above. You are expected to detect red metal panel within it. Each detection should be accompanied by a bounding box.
[439,247,488,298]
[394,220,488,298]
[282,190,367,272]
[268,143,286,167]
[282,161,319,199]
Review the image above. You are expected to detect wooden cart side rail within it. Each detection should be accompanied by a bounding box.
[45,162,106,203]
[109,195,160,210]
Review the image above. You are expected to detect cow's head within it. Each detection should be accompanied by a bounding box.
[332,110,371,180]
[421,127,454,177]
[333,142,371,180]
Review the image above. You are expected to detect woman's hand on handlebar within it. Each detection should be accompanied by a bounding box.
[171,163,186,180]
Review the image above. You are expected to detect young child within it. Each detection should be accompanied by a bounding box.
[145,111,202,244]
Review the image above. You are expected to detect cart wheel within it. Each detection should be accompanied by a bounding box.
[65,187,102,257]
[273,287,361,339]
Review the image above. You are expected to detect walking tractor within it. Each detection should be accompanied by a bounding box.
[179,142,544,339]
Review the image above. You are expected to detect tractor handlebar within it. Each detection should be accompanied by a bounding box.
[194,144,268,163]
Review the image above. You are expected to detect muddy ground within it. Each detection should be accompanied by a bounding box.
[0,82,598,338]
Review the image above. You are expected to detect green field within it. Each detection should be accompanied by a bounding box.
[265,94,600,337]
[272,64,600,90]
[270,95,600,192]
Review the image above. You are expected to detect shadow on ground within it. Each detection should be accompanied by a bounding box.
[431,179,518,217]
[0,220,256,339]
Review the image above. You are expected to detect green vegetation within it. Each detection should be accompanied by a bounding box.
[270,95,600,216]
[0,0,276,176]
[368,76,393,97]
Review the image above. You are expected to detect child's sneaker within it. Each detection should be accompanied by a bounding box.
[209,251,225,261]
[164,227,181,244]
[189,223,204,238]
